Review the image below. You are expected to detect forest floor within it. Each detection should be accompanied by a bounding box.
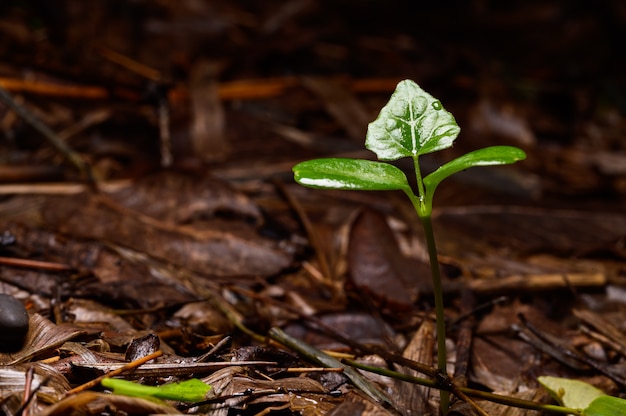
[1,1,626,415]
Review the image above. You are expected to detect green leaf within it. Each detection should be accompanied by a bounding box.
[293,158,410,191]
[538,376,605,410]
[366,80,460,160]
[101,378,212,403]
[423,146,526,195]
[584,395,626,416]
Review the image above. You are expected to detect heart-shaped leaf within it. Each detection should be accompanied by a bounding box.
[293,158,410,191]
[424,146,526,195]
[366,80,460,161]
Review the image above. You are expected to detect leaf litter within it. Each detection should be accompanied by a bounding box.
[1,1,626,415]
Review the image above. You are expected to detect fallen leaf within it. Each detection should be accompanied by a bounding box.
[348,208,427,310]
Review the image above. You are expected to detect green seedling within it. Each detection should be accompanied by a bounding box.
[293,79,526,414]
[538,376,605,410]
[101,377,212,403]
[584,396,626,416]
[539,376,626,416]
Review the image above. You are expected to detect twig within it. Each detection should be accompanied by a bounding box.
[21,367,35,416]
[0,180,130,195]
[285,367,344,373]
[245,300,484,413]
[195,335,231,363]
[518,314,626,387]
[63,350,163,397]
[1,76,401,103]
[0,256,72,272]
[230,286,438,377]
[15,370,48,416]
[344,359,582,415]
[0,84,95,187]
[268,327,396,411]
[95,46,163,82]
[452,290,477,383]
[574,309,626,357]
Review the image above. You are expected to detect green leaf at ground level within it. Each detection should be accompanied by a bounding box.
[584,395,626,416]
[538,376,605,410]
[423,146,526,195]
[101,378,212,402]
[366,79,460,160]
[293,158,410,191]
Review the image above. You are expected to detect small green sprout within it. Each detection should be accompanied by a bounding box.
[539,376,626,416]
[293,79,526,414]
[101,377,212,403]
[585,396,626,416]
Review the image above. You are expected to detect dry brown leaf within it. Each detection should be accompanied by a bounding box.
[0,314,84,366]
[348,209,426,310]
[38,391,181,416]
[39,192,290,277]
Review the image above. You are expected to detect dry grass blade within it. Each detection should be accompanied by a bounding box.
[71,361,279,380]
[0,364,71,407]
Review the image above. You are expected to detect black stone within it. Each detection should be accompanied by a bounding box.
[0,294,29,350]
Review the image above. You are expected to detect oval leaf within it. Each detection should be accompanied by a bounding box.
[423,146,526,195]
[293,158,410,191]
[584,395,626,416]
[538,376,605,410]
[366,80,460,160]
